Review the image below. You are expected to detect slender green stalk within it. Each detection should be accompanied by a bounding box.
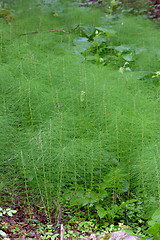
[21,151,32,220]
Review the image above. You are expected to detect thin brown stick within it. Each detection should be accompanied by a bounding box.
[19,25,79,36]
[60,224,64,240]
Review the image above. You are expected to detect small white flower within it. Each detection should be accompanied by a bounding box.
[125,67,131,71]
[80,91,86,102]
[119,67,124,74]
[124,62,129,67]
[100,58,104,63]
[95,30,99,36]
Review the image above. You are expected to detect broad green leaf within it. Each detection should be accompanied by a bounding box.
[148,223,160,238]
[73,37,90,53]
[95,27,116,36]
[86,55,98,61]
[122,53,133,61]
[68,189,87,206]
[148,208,160,226]
[81,26,95,38]
[120,179,129,193]
[96,206,107,219]
[3,210,6,214]
[0,230,7,237]
[11,210,17,214]
[7,211,13,216]
[76,190,85,198]
[70,197,83,206]
[85,191,100,204]
[114,45,130,52]
[93,35,107,45]
[135,47,145,55]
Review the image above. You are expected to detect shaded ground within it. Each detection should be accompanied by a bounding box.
[77,0,160,20]
[0,192,52,239]
[0,197,108,240]
[149,0,160,20]
[119,0,160,20]
[0,192,104,239]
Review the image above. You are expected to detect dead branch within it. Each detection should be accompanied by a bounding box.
[19,25,79,36]
[60,224,64,240]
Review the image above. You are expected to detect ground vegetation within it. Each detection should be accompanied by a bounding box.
[0,0,160,239]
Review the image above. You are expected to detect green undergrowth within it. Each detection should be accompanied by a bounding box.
[0,0,160,238]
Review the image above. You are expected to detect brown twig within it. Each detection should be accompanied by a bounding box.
[60,224,64,240]
[53,200,62,226]
[19,25,79,36]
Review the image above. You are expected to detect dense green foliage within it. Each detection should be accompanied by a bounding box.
[0,0,160,238]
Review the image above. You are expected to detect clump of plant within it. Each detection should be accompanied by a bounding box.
[74,25,144,69]
[147,208,160,239]
[0,0,15,8]
[62,191,149,238]
[0,8,14,23]
[152,71,160,85]
[0,207,17,239]
[148,0,160,20]
[137,70,160,87]
[105,0,122,18]
[0,207,17,217]
[62,165,148,236]
[119,0,149,15]
[37,223,59,240]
